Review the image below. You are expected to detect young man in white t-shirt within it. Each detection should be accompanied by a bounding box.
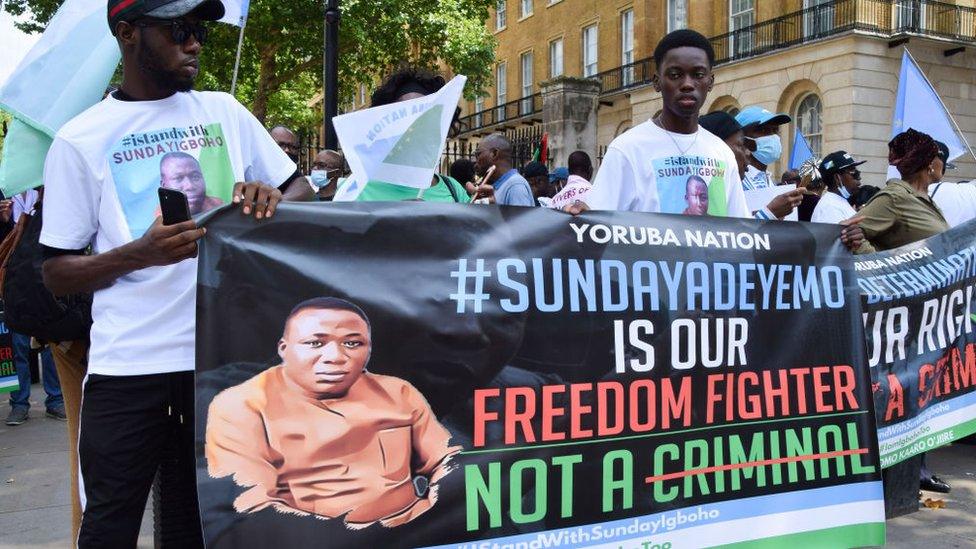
[569,29,865,251]
[39,1,311,545]
[575,30,749,217]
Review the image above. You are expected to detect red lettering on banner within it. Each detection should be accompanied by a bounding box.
[661,378,691,429]
[540,384,565,441]
[569,383,593,439]
[472,388,500,447]
[885,374,904,421]
[504,387,536,445]
[597,382,624,436]
[736,371,761,420]
[918,363,935,409]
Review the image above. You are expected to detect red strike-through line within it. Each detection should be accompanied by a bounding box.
[644,448,870,484]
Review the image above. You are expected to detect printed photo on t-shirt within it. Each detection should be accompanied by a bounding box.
[653,155,730,217]
[110,123,235,237]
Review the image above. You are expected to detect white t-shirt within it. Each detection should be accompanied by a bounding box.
[585,120,749,218]
[742,164,774,190]
[550,175,592,210]
[929,181,976,228]
[811,191,856,224]
[40,91,296,376]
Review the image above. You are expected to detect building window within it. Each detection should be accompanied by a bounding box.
[520,51,534,115]
[496,62,508,120]
[496,0,507,29]
[621,10,635,85]
[582,24,598,77]
[729,0,754,57]
[474,96,485,127]
[894,0,926,30]
[521,0,532,18]
[795,93,823,159]
[803,0,834,38]
[668,0,687,31]
[549,39,564,78]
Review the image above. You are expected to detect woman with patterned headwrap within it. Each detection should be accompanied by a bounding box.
[855,129,949,253]
[855,129,953,495]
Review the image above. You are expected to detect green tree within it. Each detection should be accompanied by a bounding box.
[3,0,495,130]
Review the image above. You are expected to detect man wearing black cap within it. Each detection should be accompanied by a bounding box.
[39,1,312,546]
[811,151,866,224]
[522,160,550,203]
[928,140,976,227]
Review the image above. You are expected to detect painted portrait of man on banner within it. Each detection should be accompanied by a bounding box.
[205,297,460,529]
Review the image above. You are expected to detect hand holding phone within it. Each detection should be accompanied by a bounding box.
[158,187,191,225]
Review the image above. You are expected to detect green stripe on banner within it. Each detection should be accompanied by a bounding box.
[713,522,885,549]
[0,378,20,394]
[881,417,976,466]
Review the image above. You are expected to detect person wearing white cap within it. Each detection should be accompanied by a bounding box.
[811,150,866,224]
[735,106,802,220]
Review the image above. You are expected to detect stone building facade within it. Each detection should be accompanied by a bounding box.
[457,0,976,184]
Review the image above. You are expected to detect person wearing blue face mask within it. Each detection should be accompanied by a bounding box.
[811,151,866,224]
[310,149,345,201]
[735,106,803,220]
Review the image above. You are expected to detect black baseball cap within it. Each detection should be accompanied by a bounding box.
[935,140,957,170]
[522,161,549,178]
[699,111,743,141]
[820,151,866,177]
[108,0,225,34]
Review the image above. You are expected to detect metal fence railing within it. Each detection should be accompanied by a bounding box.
[711,0,975,64]
[456,0,976,135]
[456,93,543,135]
[439,126,546,175]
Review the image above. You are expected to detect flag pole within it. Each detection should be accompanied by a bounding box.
[903,48,976,164]
[230,17,247,96]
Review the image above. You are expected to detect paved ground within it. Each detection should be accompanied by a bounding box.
[0,396,973,548]
[0,402,152,548]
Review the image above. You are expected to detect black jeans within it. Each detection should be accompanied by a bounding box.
[78,371,202,549]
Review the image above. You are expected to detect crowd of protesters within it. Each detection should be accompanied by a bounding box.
[2,0,974,547]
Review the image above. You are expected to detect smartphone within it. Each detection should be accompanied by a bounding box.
[158,187,191,225]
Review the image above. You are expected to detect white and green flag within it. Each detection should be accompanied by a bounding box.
[0,0,120,196]
[333,75,466,201]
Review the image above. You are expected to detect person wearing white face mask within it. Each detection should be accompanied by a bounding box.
[811,151,866,224]
[735,106,803,220]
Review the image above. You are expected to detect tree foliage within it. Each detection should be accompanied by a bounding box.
[3,0,495,131]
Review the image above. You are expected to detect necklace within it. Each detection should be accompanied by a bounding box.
[654,115,698,156]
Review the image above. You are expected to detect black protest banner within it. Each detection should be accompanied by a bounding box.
[857,219,976,468]
[195,203,884,548]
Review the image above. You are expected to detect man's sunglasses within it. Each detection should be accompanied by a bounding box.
[134,19,209,46]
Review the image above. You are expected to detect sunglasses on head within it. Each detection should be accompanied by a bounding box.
[134,19,209,46]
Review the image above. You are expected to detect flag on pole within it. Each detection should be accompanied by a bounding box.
[333,75,467,201]
[789,127,814,170]
[532,132,548,163]
[888,49,974,178]
[219,0,251,26]
[0,0,120,196]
